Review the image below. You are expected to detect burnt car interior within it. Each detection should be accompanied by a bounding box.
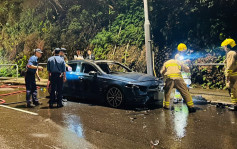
[69,63,78,72]
[97,62,131,74]
[81,63,98,73]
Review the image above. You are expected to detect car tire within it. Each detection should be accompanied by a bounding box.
[106,87,124,108]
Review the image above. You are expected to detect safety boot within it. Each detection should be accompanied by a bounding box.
[163,106,174,110]
[26,103,34,108]
[57,103,64,108]
[33,101,42,106]
[188,107,196,113]
[49,104,54,109]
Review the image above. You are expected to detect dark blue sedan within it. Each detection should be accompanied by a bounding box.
[63,60,164,108]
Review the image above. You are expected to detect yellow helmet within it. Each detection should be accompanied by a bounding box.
[221,38,236,48]
[177,43,187,51]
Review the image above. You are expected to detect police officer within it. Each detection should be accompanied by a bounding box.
[47,48,66,108]
[25,49,43,108]
[160,54,196,113]
[222,38,237,111]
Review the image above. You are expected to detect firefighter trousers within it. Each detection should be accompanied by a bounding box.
[164,78,194,108]
[230,76,237,104]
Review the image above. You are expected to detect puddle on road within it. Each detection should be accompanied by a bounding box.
[63,113,84,138]
[173,104,189,139]
[3,85,236,149]
[0,85,85,139]
[30,133,49,138]
[171,96,207,139]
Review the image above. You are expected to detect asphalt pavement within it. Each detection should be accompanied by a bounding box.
[0,86,237,149]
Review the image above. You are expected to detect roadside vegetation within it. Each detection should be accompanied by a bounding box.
[0,0,237,89]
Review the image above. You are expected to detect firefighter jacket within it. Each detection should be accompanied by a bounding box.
[225,50,237,77]
[160,59,190,80]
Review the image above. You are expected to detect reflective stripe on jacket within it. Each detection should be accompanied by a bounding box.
[160,59,189,79]
[225,51,237,77]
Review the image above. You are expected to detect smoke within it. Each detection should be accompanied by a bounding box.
[176,47,226,61]
[176,52,205,61]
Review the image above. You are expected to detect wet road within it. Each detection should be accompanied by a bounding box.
[0,87,237,149]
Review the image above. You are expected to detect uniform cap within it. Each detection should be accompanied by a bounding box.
[61,48,67,51]
[54,48,61,52]
[35,48,43,53]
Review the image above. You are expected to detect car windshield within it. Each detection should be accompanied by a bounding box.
[97,62,132,74]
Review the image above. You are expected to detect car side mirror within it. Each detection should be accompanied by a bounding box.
[89,71,97,77]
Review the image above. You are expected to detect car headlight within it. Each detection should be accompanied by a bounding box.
[125,84,147,92]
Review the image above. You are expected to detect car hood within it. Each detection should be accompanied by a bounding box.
[107,72,157,82]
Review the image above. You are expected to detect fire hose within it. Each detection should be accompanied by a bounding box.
[0,85,40,104]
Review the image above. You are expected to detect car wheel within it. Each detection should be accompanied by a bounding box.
[106,87,124,108]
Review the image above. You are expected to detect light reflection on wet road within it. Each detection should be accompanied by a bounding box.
[173,104,189,139]
[1,87,237,149]
[63,113,84,138]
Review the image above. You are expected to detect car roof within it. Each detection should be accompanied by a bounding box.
[68,59,132,73]
[68,59,116,64]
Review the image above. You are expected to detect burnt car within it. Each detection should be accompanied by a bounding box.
[63,60,164,108]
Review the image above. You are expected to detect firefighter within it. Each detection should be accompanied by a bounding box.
[160,52,196,113]
[174,43,190,101]
[222,38,237,111]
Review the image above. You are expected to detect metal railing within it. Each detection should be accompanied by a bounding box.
[193,63,224,66]
[0,64,18,80]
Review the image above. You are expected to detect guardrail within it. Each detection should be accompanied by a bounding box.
[193,63,224,66]
[0,62,226,81]
[0,64,18,80]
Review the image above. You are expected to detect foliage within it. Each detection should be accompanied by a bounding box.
[191,54,225,89]
[91,1,144,60]
[151,0,237,76]
[0,66,18,77]
[0,0,237,89]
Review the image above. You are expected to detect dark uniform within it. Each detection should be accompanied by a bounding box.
[47,54,66,107]
[25,51,42,106]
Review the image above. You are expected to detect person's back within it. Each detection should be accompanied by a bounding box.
[160,58,195,113]
[160,59,189,80]
[226,50,237,75]
[47,48,66,108]
[47,55,65,73]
